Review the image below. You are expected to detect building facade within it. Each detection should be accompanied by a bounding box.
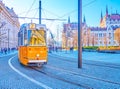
[0,1,20,50]
[83,6,120,47]
[93,6,120,46]
[62,6,120,48]
[62,21,78,48]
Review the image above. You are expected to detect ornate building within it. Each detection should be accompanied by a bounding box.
[83,6,120,47]
[0,1,20,50]
[62,17,78,48]
[62,6,120,48]
[96,6,120,46]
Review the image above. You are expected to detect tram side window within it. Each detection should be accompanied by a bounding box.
[18,32,21,46]
[20,32,23,46]
[24,28,28,46]
[18,32,23,46]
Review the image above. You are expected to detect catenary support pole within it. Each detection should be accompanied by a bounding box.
[39,0,41,24]
[78,0,82,68]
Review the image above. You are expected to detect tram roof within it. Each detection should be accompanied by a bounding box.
[20,23,47,31]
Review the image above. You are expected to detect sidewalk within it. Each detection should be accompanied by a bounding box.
[0,50,18,58]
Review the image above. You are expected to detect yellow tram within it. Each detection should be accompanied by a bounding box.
[18,23,48,67]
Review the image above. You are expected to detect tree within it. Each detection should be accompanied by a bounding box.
[114,28,120,46]
[87,28,91,46]
[91,34,95,46]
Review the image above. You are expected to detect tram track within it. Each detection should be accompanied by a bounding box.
[8,54,120,88]
[49,54,120,70]
[45,65,120,86]
[47,54,120,87]
[30,66,93,89]
[30,64,120,89]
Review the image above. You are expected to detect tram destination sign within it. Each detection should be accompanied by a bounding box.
[29,23,36,30]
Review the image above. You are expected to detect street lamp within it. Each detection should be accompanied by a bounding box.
[65,32,68,53]
[8,29,10,52]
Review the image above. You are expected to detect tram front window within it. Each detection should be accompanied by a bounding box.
[28,30,46,46]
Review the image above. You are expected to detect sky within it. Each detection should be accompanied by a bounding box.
[2,0,120,33]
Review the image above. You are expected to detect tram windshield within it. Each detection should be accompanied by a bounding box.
[28,30,46,46]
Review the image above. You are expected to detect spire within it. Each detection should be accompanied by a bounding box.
[106,5,108,17]
[68,16,70,23]
[116,10,118,14]
[83,15,86,23]
[101,11,103,19]
[100,11,103,23]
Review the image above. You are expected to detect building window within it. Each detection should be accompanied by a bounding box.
[104,33,106,37]
[109,33,111,39]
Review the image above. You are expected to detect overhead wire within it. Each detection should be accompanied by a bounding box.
[33,8,39,18]
[14,0,97,43]
[56,9,77,19]
[14,0,97,18]
[18,8,39,15]
[83,0,97,7]
[42,8,48,19]
[50,0,97,23]
[51,0,97,19]
[25,0,36,17]
[41,0,97,21]
[41,0,97,20]
[42,7,55,40]
[41,0,97,41]
[15,0,97,22]
[42,8,61,18]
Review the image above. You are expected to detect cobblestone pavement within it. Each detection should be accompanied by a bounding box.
[1,52,120,89]
[0,55,44,89]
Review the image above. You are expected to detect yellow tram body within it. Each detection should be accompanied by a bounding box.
[18,23,48,66]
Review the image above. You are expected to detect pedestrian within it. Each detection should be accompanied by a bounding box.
[70,47,73,52]
[55,46,58,52]
[4,48,7,54]
[0,48,2,53]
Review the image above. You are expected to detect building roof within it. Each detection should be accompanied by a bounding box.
[111,25,120,30]
[63,22,78,32]
[108,14,120,20]
[90,27,107,31]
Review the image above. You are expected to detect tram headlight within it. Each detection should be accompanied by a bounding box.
[36,54,40,57]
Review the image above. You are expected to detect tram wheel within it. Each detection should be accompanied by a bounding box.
[37,63,42,67]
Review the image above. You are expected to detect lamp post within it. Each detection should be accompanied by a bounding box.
[65,32,68,53]
[8,29,10,52]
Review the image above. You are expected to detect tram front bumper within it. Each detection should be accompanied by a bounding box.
[28,60,47,63]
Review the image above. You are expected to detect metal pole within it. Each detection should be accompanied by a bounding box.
[66,36,67,53]
[0,29,2,48]
[66,30,68,53]
[57,25,59,48]
[78,0,82,68]
[39,0,41,24]
[8,29,10,51]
